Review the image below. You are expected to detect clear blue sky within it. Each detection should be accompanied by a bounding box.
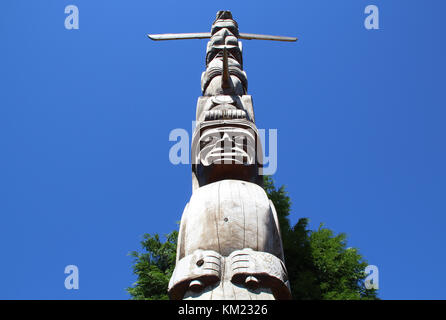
[1,0,445,299]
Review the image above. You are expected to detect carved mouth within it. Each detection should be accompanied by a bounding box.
[203,146,254,165]
[194,125,258,166]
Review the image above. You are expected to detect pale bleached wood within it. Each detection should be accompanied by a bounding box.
[165,10,293,300]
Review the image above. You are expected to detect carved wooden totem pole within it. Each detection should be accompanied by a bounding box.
[149,11,296,300]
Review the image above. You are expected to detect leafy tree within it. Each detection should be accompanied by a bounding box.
[127,232,177,300]
[263,176,378,300]
[128,177,378,300]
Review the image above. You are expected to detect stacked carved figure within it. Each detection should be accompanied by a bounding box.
[150,11,296,300]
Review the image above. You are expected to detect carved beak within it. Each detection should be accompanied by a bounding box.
[221,47,231,89]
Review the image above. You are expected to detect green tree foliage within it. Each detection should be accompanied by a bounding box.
[128,177,378,300]
[263,176,378,300]
[127,232,177,300]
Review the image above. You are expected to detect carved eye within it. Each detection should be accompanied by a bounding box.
[229,48,242,64]
[212,26,223,34]
[200,136,213,149]
[213,26,236,34]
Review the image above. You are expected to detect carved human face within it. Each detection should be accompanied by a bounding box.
[197,127,256,166]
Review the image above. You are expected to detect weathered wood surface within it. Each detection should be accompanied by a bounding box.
[150,10,296,300]
[148,32,297,42]
[169,180,290,300]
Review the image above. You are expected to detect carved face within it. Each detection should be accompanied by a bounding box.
[211,19,239,38]
[201,55,247,96]
[206,29,243,68]
[196,127,256,166]
[191,120,264,188]
[209,28,239,48]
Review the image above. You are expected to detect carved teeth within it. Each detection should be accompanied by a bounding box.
[204,109,247,121]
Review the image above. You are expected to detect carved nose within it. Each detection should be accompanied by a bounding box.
[222,133,231,141]
[189,279,205,292]
[220,133,233,152]
[245,276,260,290]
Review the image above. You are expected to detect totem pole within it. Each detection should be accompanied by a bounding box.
[149,11,297,300]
